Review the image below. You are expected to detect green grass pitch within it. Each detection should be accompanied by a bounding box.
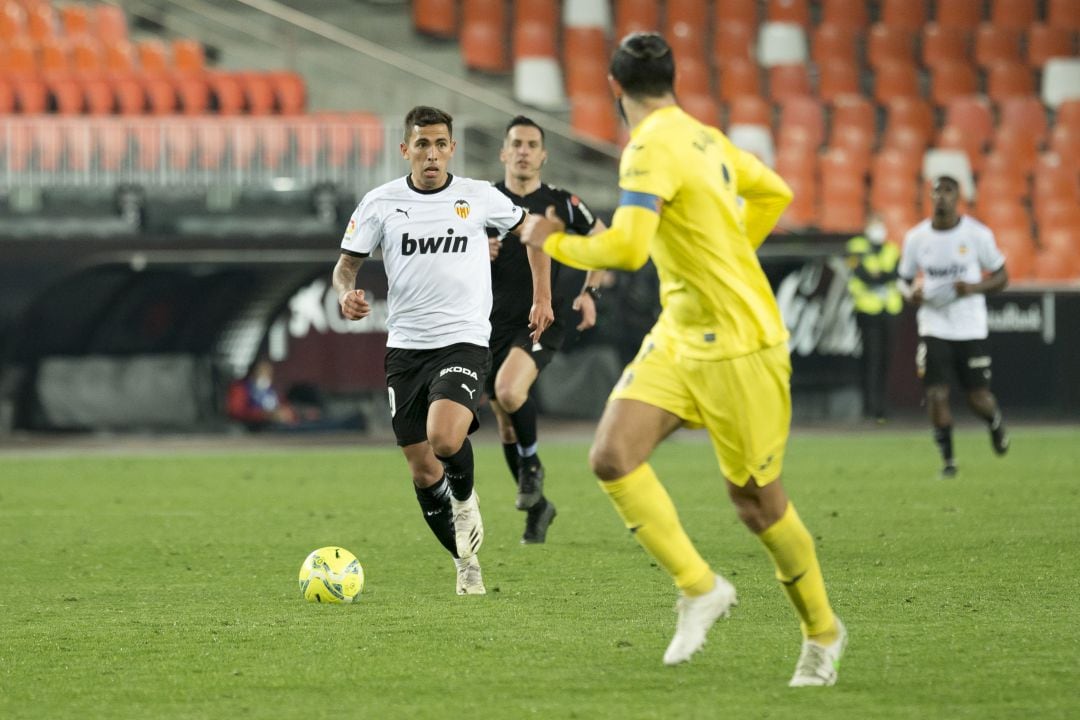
[2,426,1078,719]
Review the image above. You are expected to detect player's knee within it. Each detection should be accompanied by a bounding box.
[926,385,950,404]
[411,465,444,487]
[588,443,630,480]
[427,432,464,459]
[494,381,527,413]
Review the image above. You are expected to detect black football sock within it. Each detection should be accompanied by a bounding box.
[414,476,457,557]
[509,398,540,462]
[436,438,475,501]
[502,442,521,483]
[933,425,954,465]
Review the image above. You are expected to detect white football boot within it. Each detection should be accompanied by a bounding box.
[662,574,738,665]
[789,616,848,687]
[454,555,486,595]
[451,491,484,558]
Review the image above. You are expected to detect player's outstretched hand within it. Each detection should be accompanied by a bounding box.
[520,205,566,250]
[529,301,554,344]
[573,292,596,331]
[339,289,371,320]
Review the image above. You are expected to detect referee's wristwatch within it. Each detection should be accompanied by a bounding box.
[584,286,602,301]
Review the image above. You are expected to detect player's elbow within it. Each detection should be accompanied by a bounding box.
[619,244,651,271]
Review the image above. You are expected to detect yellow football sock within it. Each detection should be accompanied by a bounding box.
[599,463,714,596]
[758,503,838,642]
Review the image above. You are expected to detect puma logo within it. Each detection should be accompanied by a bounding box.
[461,384,476,399]
[395,207,410,218]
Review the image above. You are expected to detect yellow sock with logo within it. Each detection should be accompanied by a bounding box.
[758,503,838,642]
[599,463,714,596]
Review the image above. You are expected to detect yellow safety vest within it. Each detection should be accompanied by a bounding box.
[846,236,903,316]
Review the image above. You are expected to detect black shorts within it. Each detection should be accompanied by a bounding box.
[384,343,492,447]
[485,327,558,396]
[916,336,993,391]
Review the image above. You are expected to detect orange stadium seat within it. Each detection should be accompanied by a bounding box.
[0,78,13,113]
[874,61,919,103]
[812,23,858,68]
[104,40,136,75]
[821,0,868,31]
[60,3,90,36]
[871,172,919,211]
[80,76,115,115]
[938,124,985,172]
[144,76,178,114]
[779,95,824,147]
[38,37,69,77]
[1047,0,1080,31]
[0,1,26,42]
[778,171,818,228]
[93,4,128,43]
[513,20,557,60]
[818,59,859,101]
[461,0,508,72]
[269,71,305,114]
[1,37,37,77]
[885,96,934,146]
[993,125,1039,175]
[667,0,708,28]
[986,63,1035,102]
[12,77,46,113]
[176,75,210,115]
[716,0,757,28]
[1026,25,1075,68]
[1041,226,1080,255]
[1031,246,1079,282]
[766,0,809,28]
[25,1,56,42]
[935,0,983,30]
[830,94,875,140]
[931,62,978,107]
[412,0,457,39]
[975,24,1021,68]
[208,73,244,115]
[995,228,1035,280]
[880,0,927,31]
[712,21,754,69]
[46,76,83,114]
[718,58,761,101]
[680,92,720,126]
[820,145,869,185]
[818,196,866,233]
[976,172,1028,212]
[998,97,1048,147]
[563,25,607,76]
[768,64,810,103]
[571,92,617,143]
[944,95,993,151]
[1037,197,1080,234]
[829,122,873,168]
[674,56,711,97]
[515,0,558,26]
[727,94,771,125]
[873,147,921,184]
[922,24,972,66]
[70,36,104,76]
[241,73,275,115]
[867,23,915,69]
[112,76,146,115]
[878,202,922,240]
[990,0,1037,31]
[172,39,205,76]
[1058,100,1080,132]
[1049,126,1080,174]
[137,39,170,76]
[614,0,659,39]
[1034,154,1080,209]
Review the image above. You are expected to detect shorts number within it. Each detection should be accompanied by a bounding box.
[388,386,397,417]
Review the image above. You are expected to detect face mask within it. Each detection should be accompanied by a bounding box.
[866,222,886,245]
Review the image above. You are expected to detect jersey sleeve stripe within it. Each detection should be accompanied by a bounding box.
[341,249,370,258]
[619,190,662,213]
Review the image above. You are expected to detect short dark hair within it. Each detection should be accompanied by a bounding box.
[403,106,453,142]
[505,115,545,144]
[610,32,675,99]
[933,174,960,189]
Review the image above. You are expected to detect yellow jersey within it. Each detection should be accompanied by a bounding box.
[616,106,793,360]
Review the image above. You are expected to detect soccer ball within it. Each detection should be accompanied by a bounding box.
[298,546,364,603]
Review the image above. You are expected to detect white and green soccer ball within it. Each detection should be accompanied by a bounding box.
[298,546,364,603]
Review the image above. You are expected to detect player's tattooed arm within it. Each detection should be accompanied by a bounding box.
[333,254,371,320]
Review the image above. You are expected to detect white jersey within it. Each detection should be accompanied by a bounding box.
[898,216,1006,341]
[341,174,526,349]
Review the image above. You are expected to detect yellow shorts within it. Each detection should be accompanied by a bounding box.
[609,333,792,486]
